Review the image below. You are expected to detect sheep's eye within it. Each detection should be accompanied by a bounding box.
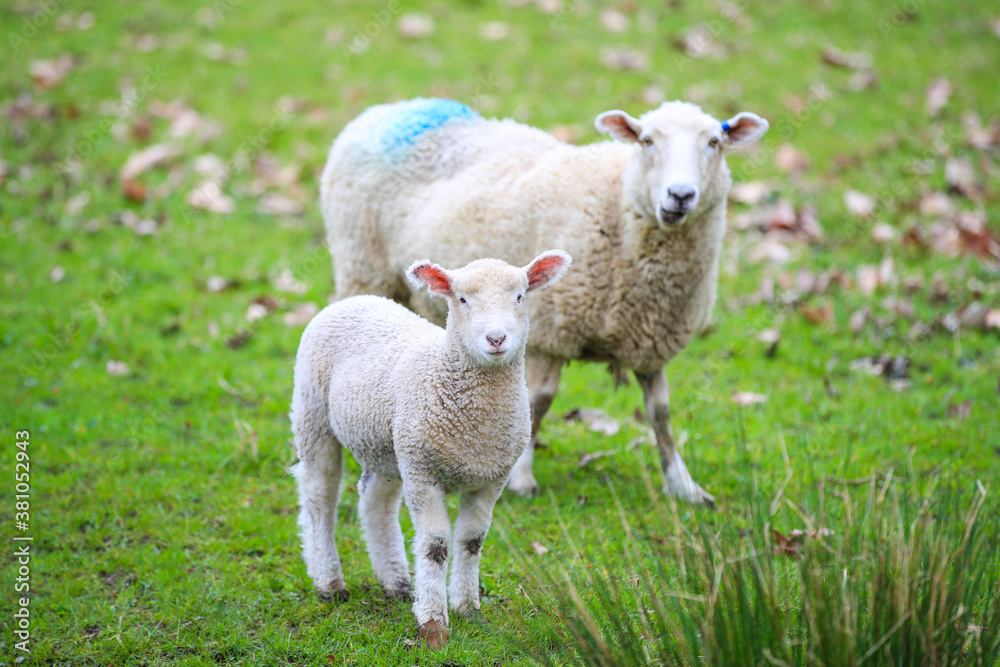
[458,297,467,304]
[516,294,523,304]
[708,137,721,149]
[640,136,654,147]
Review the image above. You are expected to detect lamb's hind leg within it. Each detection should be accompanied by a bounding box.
[634,369,715,508]
[507,355,562,497]
[358,471,411,600]
[292,436,349,601]
[449,480,505,616]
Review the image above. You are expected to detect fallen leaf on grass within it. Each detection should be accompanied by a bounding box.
[775,144,809,174]
[732,391,766,406]
[283,303,319,327]
[757,328,780,357]
[30,54,74,89]
[478,21,510,41]
[207,276,230,293]
[599,47,649,71]
[945,157,979,199]
[227,330,253,349]
[257,192,304,216]
[120,144,180,200]
[728,181,770,205]
[799,301,833,325]
[530,541,549,555]
[844,189,875,217]
[773,527,834,558]
[849,355,910,381]
[187,181,235,214]
[272,269,307,294]
[564,408,620,436]
[578,450,615,468]
[871,222,896,244]
[925,77,951,117]
[398,13,434,38]
[599,8,629,32]
[49,265,65,282]
[106,360,130,376]
[821,45,872,70]
[947,401,971,420]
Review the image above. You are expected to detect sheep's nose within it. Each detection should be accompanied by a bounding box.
[667,184,697,207]
[486,334,506,350]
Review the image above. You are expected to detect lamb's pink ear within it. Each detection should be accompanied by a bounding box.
[595,110,642,143]
[407,260,453,297]
[524,250,572,292]
[722,112,769,146]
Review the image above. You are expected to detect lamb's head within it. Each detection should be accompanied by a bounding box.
[407,250,572,366]
[596,101,768,229]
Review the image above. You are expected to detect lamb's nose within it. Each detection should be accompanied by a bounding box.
[486,334,506,350]
[668,184,697,207]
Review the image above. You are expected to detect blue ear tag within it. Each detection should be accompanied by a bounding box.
[721,121,731,132]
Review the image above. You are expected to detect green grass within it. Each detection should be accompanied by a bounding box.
[2,0,999,664]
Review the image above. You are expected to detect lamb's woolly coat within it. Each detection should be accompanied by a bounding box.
[321,98,766,505]
[293,295,530,491]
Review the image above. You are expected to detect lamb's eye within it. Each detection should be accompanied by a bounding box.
[708,137,720,149]
[516,294,523,304]
[641,136,654,147]
[458,297,467,304]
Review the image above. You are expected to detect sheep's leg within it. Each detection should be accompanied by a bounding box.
[404,478,452,648]
[358,471,411,599]
[634,369,716,508]
[293,440,349,601]
[508,355,563,497]
[448,480,505,616]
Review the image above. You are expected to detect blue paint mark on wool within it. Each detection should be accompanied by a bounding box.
[375,98,477,155]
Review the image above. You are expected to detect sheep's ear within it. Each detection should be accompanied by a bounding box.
[722,112,769,146]
[524,250,572,292]
[407,260,454,297]
[595,110,642,143]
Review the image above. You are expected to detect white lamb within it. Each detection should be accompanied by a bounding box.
[320,98,768,507]
[290,250,571,648]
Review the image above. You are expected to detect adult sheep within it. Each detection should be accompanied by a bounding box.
[320,98,768,506]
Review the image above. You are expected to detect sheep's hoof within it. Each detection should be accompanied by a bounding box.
[507,477,539,497]
[416,619,450,649]
[386,579,413,601]
[318,583,349,602]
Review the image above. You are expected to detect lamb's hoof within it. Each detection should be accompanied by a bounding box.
[507,476,539,497]
[416,619,450,649]
[317,583,349,602]
[664,484,716,509]
[386,580,413,602]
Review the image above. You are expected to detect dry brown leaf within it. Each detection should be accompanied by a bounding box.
[564,408,620,436]
[599,47,649,71]
[925,77,952,117]
[530,541,549,555]
[758,329,780,357]
[732,391,767,406]
[398,13,434,38]
[272,269,307,294]
[844,189,876,217]
[871,222,896,244]
[187,181,235,214]
[120,143,180,184]
[945,157,979,199]
[106,360,130,376]
[775,144,810,174]
[918,191,953,216]
[283,303,320,327]
[728,181,770,205]
[773,529,802,557]
[599,8,629,32]
[30,54,74,89]
[257,192,304,216]
[821,45,872,70]
[478,21,510,41]
[800,301,833,325]
[849,307,870,333]
[848,70,878,91]
[947,401,971,420]
[578,450,615,468]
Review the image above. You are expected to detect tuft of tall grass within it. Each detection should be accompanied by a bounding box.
[504,447,1000,666]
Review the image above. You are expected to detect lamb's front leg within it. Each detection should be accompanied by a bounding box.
[449,480,505,616]
[634,369,715,508]
[403,478,452,648]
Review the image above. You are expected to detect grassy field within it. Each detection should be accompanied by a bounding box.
[2,0,999,664]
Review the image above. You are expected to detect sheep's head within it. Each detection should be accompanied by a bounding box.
[407,251,572,366]
[596,101,768,229]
